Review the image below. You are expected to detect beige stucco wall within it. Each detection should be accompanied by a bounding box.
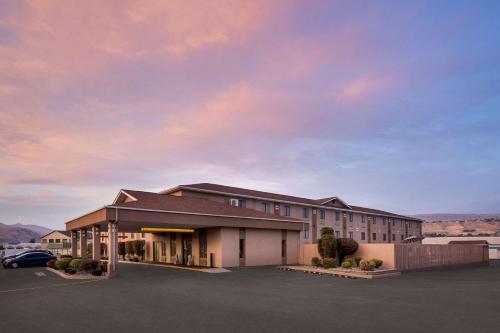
[244,229,282,266]
[207,227,222,267]
[355,244,396,269]
[286,230,300,264]
[220,227,240,267]
[298,243,320,265]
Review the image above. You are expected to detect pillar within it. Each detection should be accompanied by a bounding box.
[80,228,88,259]
[71,230,78,257]
[107,222,118,277]
[92,225,101,261]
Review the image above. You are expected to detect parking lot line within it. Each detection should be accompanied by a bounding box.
[0,280,101,294]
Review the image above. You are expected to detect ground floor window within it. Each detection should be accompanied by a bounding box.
[372,233,377,241]
[383,233,387,241]
[392,234,395,241]
[349,231,353,239]
[361,232,366,240]
[303,230,309,239]
[401,234,404,241]
[161,240,166,256]
[281,239,286,258]
[170,233,177,256]
[239,239,245,259]
[199,229,207,259]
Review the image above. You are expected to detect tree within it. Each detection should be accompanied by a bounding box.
[118,242,126,260]
[317,227,336,259]
[336,238,359,264]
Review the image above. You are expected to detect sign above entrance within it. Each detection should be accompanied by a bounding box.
[140,227,194,233]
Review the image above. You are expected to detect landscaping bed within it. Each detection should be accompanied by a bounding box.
[279,265,401,279]
[46,256,109,279]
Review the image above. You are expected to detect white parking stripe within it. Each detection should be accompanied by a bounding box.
[0,280,101,293]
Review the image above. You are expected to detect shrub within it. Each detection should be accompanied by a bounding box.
[370,259,383,269]
[341,261,352,269]
[65,267,76,275]
[60,255,73,259]
[323,257,336,269]
[91,269,102,276]
[99,261,108,273]
[118,242,126,260]
[317,227,336,259]
[336,238,359,264]
[355,256,362,267]
[79,259,99,272]
[55,258,72,270]
[46,259,57,269]
[69,259,82,270]
[125,241,134,258]
[311,257,322,267]
[133,240,145,261]
[359,260,374,271]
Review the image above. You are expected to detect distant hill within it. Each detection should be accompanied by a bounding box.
[422,220,500,237]
[9,223,52,236]
[413,213,500,222]
[0,223,52,244]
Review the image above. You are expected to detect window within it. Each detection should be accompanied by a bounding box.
[392,234,395,241]
[383,217,386,226]
[372,216,376,224]
[302,207,309,218]
[372,233,377,241]
[303,229,309,239]
[238,199,246,208]
[401,235,404,240]
[49,239,54,243]
[335,231,340,238]
[361,232,366,240]
[392,219,395,227]
[319,209,325,219]
[281,239,287,258]
[239,239,245,259]
[199,229,207,259]
[284,205,291,217]
[349,231,353,239]
[349,213,353,222]
[56,239,61,243]
[42,239,47,243]
[335,211,340,221]
[62,239,67,243]
[161,240,166,256]
[261,202,270,213]
[362,215,365,224]
[383,233,387,241]
[170,233,176,256]
[367,216,372,223]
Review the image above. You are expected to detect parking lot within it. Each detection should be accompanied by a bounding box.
[1,262,499,333]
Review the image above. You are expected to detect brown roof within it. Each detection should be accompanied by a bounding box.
[449,240,489,245]
[40,230,71,238]
[173,183,420,221]
[111,189,303,223]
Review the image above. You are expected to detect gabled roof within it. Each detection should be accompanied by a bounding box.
[314,197,351,209]
[111,189,304,223]
[40,230,71,239]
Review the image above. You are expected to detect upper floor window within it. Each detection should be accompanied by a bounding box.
[319,209,325,219]
[261,202,270,213]
[284,205,291,217]
[238,199,246,208]
[392,219,395,227]
[302,207,309,218]
[49,239,54,243]
[349,213,353,222]
[303,229,309,239]
[335,211,340,221]
[361,215,365,224]
[335,231,340,239]
[383,217,386,226]
[361,232,366,240]
[372,216,376,224]
[367,216,372,223]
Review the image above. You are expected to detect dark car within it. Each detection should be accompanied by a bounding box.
[1,249,53,264]
[2,252,56,268]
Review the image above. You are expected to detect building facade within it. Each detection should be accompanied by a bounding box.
[40,230,72,255]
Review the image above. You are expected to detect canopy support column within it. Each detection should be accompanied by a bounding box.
[92,225,101,261]
[80,228,88,259]
[107,221,118,277]
[71,231,78,258]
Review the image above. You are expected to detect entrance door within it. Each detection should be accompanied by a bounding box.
[153,241,159,262]
[181,234,192,265]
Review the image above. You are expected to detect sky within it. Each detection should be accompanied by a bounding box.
[0,1,499,229]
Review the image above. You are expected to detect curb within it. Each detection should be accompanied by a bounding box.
[46,267,109,280]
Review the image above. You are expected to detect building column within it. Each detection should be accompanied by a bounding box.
[92,225,101,261]
[80,228,88,259]
[388,219,392,243]
[107,222,118,277]
[311,209,317,241]
[367,218,371,243]
[71,231,78,257]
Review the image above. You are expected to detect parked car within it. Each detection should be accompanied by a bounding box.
[2,252,56,268]
[1,249,53,264]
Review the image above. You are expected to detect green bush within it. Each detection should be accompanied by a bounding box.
[46,259,57,269]
[311,257,322,267]
[317,227,336,259]
[323,257,336,269]
[60,255,73,259]
[79,259,99,272]
[69,259,82,270]
[370,259,383,268]
[341,261,352,269]
[359,260,374,271]
[125,241,134,258]
[91,269,102,276]
[355,256,362,267]
[55,258,72,270]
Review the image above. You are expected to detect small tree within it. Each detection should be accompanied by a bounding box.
[336,238,359,265]
[118,242,126,260]
[125,241,134,259]
[317,227,336,259]
[133,240,145,261]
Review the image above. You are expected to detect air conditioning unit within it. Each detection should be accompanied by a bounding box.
[229,199,239,207]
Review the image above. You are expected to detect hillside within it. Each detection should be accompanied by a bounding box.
[10,223,52,236]
[422,220,500,236]
[0,223,49,244]
[413,213,500,222]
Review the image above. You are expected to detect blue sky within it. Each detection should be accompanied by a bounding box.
[0,0,499,229]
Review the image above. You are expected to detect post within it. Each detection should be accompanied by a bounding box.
[80,228,88,259]
[92,225,101,261]
[71,230,78,257]
[107,222,118,277]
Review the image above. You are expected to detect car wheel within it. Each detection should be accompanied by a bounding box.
[11,262,18,268]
